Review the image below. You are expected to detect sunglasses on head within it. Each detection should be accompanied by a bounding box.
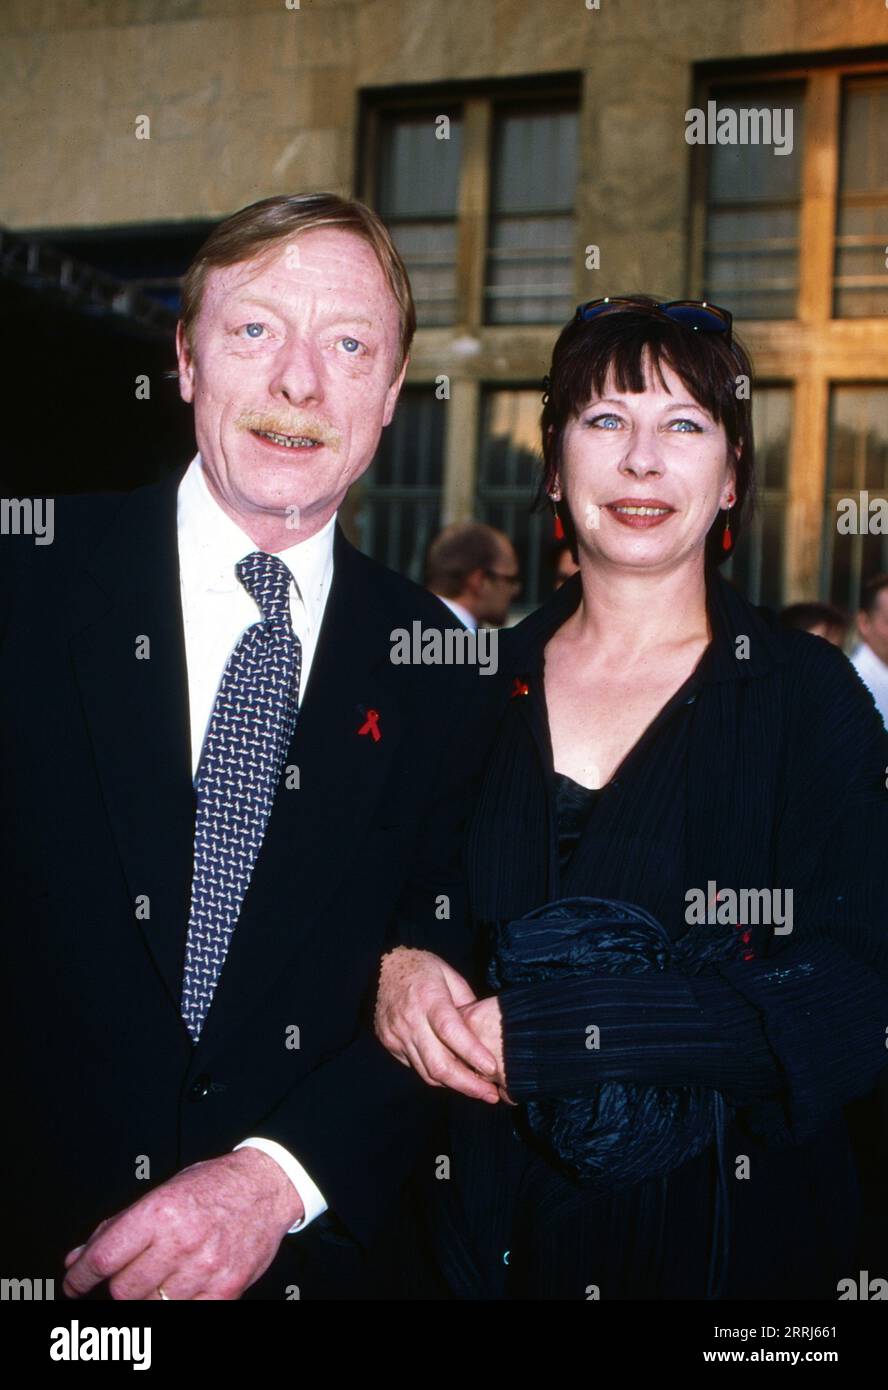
[574,297,733,348]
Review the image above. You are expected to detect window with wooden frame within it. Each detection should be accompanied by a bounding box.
[484,105,578,325]
[821,384,888,612]
[697,82,807,320]
[361,79,581,332]
[726,383,793,609]
[689,54,888,605]
[354,387,445,585]
[373,108,464,328]
[834,74,888,318]
[475,385,548,610]
[357,77,581,592]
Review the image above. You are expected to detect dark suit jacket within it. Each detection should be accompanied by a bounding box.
[0,469,506,1297]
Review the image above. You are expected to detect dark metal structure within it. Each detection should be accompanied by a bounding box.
[1,226,195,496]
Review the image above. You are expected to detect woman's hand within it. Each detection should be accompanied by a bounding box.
[460,997,516,1105]
[375,947,502,1102]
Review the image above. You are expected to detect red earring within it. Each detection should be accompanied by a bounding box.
[722,496,735,552]
[551,493,564,540]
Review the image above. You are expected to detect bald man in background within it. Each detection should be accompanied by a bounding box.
[426,522,521,631]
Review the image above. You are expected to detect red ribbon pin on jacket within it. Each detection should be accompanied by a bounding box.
[357,708,382,742]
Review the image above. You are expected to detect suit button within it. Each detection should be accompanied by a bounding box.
[189,1074,212,1102]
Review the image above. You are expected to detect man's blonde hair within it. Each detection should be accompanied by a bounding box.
[180,192,416,375]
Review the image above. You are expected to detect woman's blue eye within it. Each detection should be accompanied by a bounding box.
[670,418,702,432]
[243,323,265,339]
[588,414,621,429]
[340,337,361,353]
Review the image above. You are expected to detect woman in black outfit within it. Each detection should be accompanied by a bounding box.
[376,297,888,1300]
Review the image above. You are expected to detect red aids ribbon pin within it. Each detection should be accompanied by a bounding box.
[511,677,529,698]
[357,708,382,742]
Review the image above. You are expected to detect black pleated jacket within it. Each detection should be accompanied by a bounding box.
[436,566,888,1300]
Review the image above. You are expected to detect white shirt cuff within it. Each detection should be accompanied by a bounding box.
[234,1137,329,1234]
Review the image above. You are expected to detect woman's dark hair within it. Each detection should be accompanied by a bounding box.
[539,297,756,569]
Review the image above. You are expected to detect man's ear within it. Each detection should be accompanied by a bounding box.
[175,321,196,404]
[382,353,409,427]
[465,566,487,598]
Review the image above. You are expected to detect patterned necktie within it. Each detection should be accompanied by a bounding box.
[181,551,302,1041]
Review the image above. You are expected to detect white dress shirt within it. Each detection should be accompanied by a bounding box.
[177,454,334,1233]
[850,641,888,728]
[435,594,477,631]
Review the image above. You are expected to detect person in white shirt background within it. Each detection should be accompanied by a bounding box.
[850,573,888,728]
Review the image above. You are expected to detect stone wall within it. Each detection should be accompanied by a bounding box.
[4,0,887,285]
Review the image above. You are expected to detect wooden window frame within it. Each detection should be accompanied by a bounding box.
[357,77,581,530]
[689,55,888,600]
[820,381,888,611]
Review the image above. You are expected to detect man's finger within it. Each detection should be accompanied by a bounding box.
[110,1245,215,1303]
[402,1036,444,1088]
[430,1003,499,1076]
[64,1215,111,1271]
[63,1217,151,1298]
[107,1247,176,1303]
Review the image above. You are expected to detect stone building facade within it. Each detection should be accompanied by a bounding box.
[4,0,887,610]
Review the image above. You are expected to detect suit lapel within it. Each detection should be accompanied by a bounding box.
[64,491,429,1047]
[67,471,195,1016]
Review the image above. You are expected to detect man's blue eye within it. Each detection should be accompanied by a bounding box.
[244,323,265,339]
[341,337,361,353]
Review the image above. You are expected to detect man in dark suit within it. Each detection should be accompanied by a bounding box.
[0,193,504,1300]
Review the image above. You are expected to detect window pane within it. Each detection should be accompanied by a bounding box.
[725,384,791,607]
[834,76,888,318]
[701,85,805,320]
[754,382,792,491]
[354,388,445,582]
[476,387,547,609]
[822,385,888,609]
[376,111,462,327]
[485,106,578,325]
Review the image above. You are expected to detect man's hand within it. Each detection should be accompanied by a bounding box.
[375,947,501,1102]
[62,1148,304,1301]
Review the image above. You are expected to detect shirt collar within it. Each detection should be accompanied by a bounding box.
[177,454,336,618]
[436,595,478,631]
[852,641,888,677]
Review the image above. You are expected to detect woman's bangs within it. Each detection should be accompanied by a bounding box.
[563,319,727,425]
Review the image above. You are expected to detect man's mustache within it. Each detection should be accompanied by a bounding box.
[236,409,342,450]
